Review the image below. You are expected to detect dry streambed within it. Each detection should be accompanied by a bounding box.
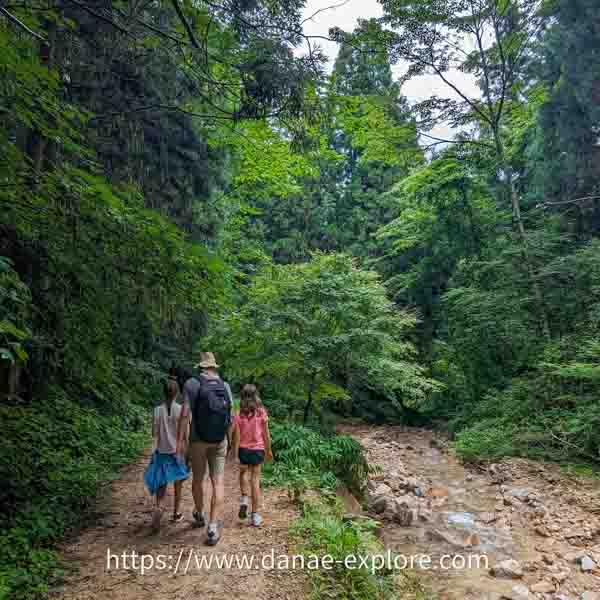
[342,425,600,600]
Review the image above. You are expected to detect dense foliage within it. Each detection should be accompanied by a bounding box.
[210,253,439,423]
[263,422,369,495]
[292,496,429,600]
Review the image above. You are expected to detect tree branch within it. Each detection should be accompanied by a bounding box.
[0,6,46,41]
[419,132,494,148]
[63,0,131,35]
[170,0,202,50]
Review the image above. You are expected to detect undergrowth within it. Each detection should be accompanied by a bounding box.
[262,422,369,496]
[291,497,431,600]
[0,386,149,600]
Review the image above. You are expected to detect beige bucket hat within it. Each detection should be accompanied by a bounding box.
[195,352,219,369]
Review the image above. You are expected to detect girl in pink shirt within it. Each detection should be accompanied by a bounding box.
[231,384,272,527]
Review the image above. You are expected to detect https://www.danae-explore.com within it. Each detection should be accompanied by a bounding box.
[105,547,489,576]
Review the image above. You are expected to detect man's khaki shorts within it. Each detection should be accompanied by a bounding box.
[190,439,228,478]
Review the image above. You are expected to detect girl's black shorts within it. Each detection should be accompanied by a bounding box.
[239,448,265,465]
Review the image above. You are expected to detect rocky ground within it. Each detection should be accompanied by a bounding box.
[342,424,600,600]
[51,449,309,600]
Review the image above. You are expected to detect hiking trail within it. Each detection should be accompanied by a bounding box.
[52,427,600,600]
[51,449,309,600]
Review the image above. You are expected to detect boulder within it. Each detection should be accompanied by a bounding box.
[369,494,389,514]
[337,484,362,514]
[490,559,524,579]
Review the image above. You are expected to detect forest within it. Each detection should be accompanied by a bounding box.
[1,0,599,598]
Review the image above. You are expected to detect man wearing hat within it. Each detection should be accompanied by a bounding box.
[177,352,233,546]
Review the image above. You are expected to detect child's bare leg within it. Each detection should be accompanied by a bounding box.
[152,485,166,529]
[250,464,262,514]
[239,465,250,497]
[156,485,167,508]
[238,465,250,518]
[173,480,183,515]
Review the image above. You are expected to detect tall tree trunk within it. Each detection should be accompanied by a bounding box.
[303,372,317,425]
[493,131,551,342]
[507,170,551,342]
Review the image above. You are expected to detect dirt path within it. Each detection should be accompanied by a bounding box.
[343,424,600,600]
[52,449,308,600]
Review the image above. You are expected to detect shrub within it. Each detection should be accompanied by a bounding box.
[0,386,149,600]
[291,497,430,600]
[263,422,369,496]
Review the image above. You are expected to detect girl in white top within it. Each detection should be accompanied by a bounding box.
[143,378,189,531]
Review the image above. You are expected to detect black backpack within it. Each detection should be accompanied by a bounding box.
[192,376,231,443]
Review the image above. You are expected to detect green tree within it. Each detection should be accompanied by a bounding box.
[375,155,498,352]
[209,253,439,423]
[362,0,552,338]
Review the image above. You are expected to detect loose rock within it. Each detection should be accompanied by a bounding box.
[580,555,595,572]
[530,581,554,593]
[501,584,529,599]
[369,495,388,514]
[490,559,524,579]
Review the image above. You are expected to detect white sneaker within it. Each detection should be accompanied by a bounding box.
[250,512,263,527]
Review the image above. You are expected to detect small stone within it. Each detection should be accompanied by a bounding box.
[509,488,531,502]
[562,549,587,563]
[427,486,449,498]
[581,555,595,571]
[372,483,392,497]
[479,512,497,524]
[530,581,554,593]
[535,525,551,537]
[490,559,524,579]
[501,584,529,599]
[551,570,569,583]
[465,532,481,547]
[427,529,469,548]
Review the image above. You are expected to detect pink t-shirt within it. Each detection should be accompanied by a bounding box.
[233,409,268,450]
